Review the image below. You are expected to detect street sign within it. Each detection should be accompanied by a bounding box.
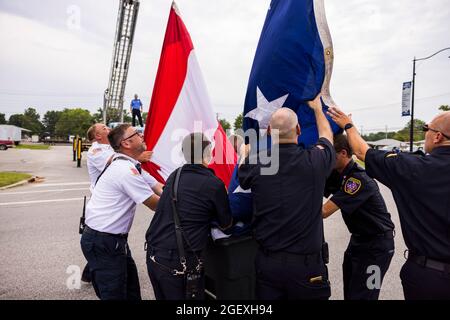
[402,81,412,116]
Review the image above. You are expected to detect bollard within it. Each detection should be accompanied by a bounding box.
[77,137,82,168]
[72,136,77,161]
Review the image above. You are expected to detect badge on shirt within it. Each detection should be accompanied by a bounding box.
[386,153,398,158]
[344,177,362,195]
[130,167,140,176]
[91,148,102,155]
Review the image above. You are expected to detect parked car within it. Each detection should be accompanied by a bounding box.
[0,139,14,150]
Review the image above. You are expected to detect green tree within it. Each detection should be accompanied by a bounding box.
[92,108,103,123]
[42,110,62,137]
[55,108,93,138]
[123,110,132,123]
[142,112,148,125]
[219,118,231,132]
[362,131,396,141]
[233,114,243,132]
[8,108,44,135]
[0,113,7,124]
[23,108,44,135]
[439,105,449,111]
[8,114,25,127]
[92,108,132,125]
[393,119,426,142]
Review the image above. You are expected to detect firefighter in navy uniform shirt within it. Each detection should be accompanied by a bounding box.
[145,133,233,300]
[238,95,335,300]
[328,108,450,300]
[323,134,395,300]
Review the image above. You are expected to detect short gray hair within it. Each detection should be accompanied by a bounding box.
[108,123,131,151]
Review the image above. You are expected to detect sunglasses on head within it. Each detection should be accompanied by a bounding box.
[422,124,450,139]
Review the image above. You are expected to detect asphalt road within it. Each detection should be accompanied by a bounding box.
[0,146,406,300]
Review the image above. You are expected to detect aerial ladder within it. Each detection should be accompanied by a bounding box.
[103,0,140,124]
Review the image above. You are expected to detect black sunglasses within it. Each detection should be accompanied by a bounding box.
[422,124,450,139]
[121,130,140,142]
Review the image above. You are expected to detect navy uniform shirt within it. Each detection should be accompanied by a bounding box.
[238,137,335,255]
[365,147,450,262]
[146,164,232,252]
[329,160,395,236]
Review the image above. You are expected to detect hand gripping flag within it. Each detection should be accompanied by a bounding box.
[229,0,341,222]
[142,3,236,186]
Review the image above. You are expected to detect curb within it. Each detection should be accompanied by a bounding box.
[0,176,37,190]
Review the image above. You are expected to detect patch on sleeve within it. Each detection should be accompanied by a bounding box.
[90,148,102,155]
[344,177,362,195]
[130,167,140,176]
[385,153,398,158]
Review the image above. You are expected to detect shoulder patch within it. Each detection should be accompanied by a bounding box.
[385,153,398,158]
[90,147,103,155]
[344,177,362,195]
[130,167,140,176]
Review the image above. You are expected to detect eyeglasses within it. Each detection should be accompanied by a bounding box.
[422,124,450,139]
[121,130,141,142]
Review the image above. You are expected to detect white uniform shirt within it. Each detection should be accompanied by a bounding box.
[85,153,155,234]
[87,142,114,191]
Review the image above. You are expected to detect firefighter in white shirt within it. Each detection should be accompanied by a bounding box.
[81,123,163,283]
[86,123,114,190]
[81,124,160,300]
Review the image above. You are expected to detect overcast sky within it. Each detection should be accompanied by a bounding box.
[0,0,449,134]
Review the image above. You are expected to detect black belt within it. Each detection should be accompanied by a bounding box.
[261,248,322,264]
[352,230,395,241]
[407,252,450,274]
[84,225,128,239]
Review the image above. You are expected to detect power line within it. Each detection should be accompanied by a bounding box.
[346,91,450,112]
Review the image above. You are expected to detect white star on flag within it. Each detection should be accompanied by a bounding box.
[244,87,289,129]
[233,185,251,194]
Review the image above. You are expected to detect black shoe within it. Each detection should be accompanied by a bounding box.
[81,264,92,283]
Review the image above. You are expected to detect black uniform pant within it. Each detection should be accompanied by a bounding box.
[81,263,91,282]
[400,258,450,300]
[146,247,204,300]
[80,230,141,300]
[255,249,330,300]
[343,235,394,300]
[132,109,143,127]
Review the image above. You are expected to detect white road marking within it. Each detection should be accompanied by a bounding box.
[32,182,90,188]
[0,198,84,206]
[0,188,89,196]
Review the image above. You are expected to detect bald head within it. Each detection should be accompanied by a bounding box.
[431,111,450,135]
[424,111,450,153]
[268,108,300,142]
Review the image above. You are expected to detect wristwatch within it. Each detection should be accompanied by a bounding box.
[344,123,354,131]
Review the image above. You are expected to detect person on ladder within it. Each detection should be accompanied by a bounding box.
[130,94,144,127]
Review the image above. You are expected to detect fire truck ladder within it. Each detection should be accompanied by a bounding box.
[103,0,140,124]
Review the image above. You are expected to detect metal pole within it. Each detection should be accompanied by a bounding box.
[77,137,82,168]
[408,47,450,152]
[103,89,108,125]
[410,58,416,152]
[72,136,76,161]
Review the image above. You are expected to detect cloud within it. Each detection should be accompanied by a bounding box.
[0,0,449,130]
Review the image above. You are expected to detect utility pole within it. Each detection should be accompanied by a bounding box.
[102,89,109,124]
[410,58,416,152]
[410,47,450,152]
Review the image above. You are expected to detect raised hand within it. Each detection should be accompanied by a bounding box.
[327,107,353,129]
